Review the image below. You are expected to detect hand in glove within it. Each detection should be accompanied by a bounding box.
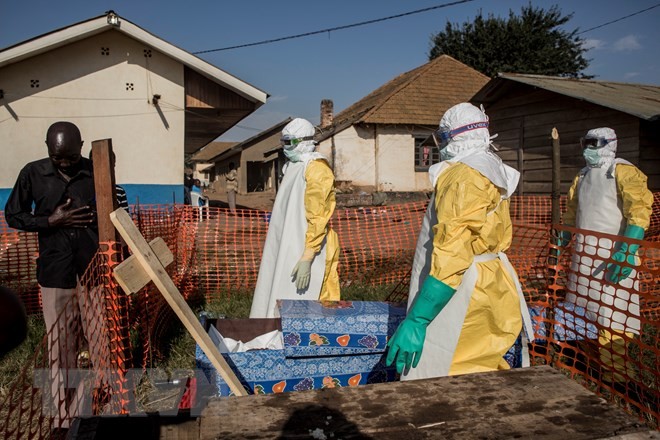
[557,230,572,248]
[386,276,456,374]
[607,225,644,284]
[553,229,572,257]
[291,249,315,290]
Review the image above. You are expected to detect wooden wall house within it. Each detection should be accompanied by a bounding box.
[472,74,660,194]
[208,119,292,194]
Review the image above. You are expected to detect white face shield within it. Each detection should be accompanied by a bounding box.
[581,127,617,168]
[434,103,493,162]
[281,118,317,162]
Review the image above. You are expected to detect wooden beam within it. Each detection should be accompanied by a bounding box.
[113,237,173,294]
[551,127,561,226]
[92,139,118,243]
[109,208,248,397]
[517,117,524,197]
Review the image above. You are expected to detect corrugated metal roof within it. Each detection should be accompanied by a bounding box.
[475,73,660,121]
[317,55,489,142]
[190,142,237,162]
[209,118,293,162]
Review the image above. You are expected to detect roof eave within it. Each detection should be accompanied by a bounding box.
[498,74,659,121]
[0,14,268,106]
[0,16,109,68]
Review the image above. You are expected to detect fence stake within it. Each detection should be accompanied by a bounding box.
[551,128,561,226]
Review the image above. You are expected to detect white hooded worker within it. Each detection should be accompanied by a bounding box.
[249,118,340,318]
[562,127,653,386]
[386,103,534,379]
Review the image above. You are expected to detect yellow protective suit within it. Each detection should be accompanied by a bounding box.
[429,163,522,375]
[304,160,340,301]
[564,163,653,383]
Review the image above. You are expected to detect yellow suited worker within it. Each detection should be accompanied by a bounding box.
[249,118,340,318]
[387,103,533,379]
[563,127,653,385]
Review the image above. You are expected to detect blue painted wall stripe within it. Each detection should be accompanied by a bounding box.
[1,184,185,213]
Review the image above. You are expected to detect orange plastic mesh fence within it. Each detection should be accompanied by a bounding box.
[538,225,660,425]
[0,227,40,314]
[0,242,131,438]
[1,192,659,433]
[2,193,658,310]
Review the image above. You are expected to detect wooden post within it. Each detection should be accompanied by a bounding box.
[92,139,119,242]
[109,208,248,396]
[551,128,561,226]
[517,118,524,197]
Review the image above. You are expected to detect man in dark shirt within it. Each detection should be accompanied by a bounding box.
[4,121,98,428]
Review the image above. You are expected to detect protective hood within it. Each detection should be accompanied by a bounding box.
[583,127,617,169]
[438,103,493,162]
[282,118,324,163]
[431,103,518,199]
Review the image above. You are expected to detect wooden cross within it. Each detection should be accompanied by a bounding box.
[110,208,247,397]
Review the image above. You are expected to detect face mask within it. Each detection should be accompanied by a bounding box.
[283,148,300,162]
[583,148,601,167]
[440,146,454,162]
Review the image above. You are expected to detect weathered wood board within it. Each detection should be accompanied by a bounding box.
[71,366,656,439]
[195,366,651,440]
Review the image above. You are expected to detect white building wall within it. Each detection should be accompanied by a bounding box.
[0,30,185,204]
[319,125,376,189]
[376,126,434,192]
[319,124,434,192]
[376,126,412,191]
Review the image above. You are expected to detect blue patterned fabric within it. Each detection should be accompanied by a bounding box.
[528,303,598,342]
[196,300,404,397]
[278,300,406,358]
[196,345,395,397]
[503,333,523,369]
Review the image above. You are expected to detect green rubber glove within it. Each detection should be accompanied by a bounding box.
[554,229,572,257]
[606,225,644,284]
[557,230,572,248]
[386,275,456,374]
[291,250,315,290]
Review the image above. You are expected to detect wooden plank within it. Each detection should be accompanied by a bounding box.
[599,433,660,440]
[525,181,575,194]
[109,208,248,397]
[517,118,524,197]
[92,139,118,243]
[196,366,650,440]
[551,127,561,225]
[524,167,582,182]
[113,237,174,294]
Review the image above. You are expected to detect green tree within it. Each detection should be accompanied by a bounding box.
[429,4,590,78]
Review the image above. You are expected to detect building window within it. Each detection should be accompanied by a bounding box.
[414,136,438,171]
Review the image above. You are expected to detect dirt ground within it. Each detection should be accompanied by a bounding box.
[204,189,276,211]
[204,189,430,212]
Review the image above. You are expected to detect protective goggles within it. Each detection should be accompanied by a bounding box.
[432,121,489,148]
[580,137,616,149]
[281,135,315,149]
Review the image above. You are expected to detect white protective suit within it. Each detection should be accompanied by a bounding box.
[403,103,534,380]
[250,119,339,318]
[565,128,653,335]
[563,128,653,383]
